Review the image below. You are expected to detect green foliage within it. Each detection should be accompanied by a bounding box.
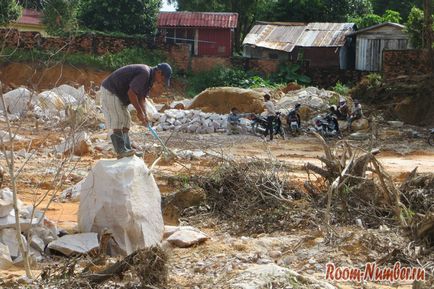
[333,81,350,96]
[366,73,383,89]
[78,0,161,37]
[382,9,402,23]
[265,0,370,23]
[18,0,43,10]
[347,0,373,17]
[2,47,166,71]
[371,0,423,21]
[405,7,425,48]
[42,0,79,36]
[351,9,402,29]
[271,64,311,85]
[351,13,383,28]
[185,66,283,97]
[0,0,22,26]
[350,73,384,102]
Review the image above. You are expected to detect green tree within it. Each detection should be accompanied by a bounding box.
[18,0,43,10]
[382,9,403,23]
[351,13,383,28]
[406,6,425,47]
[371,0,423,21]
[42,0,79,35]
[78,0,161,37]
[0,0,22,26]
[351,10,402,28]
[266,0,376,23]
[347,0,373,17]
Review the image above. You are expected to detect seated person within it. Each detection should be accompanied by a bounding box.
[348,99,363,131]
[227,107,245,134]
[287,103,301,127]
[337,99,350,120]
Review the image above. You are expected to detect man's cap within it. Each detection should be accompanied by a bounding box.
[156,63,172,87]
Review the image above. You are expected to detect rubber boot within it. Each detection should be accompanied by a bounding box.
[123,132,143,158]
[110,132,135,159]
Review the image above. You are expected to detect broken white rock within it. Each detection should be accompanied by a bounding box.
[0,188,14,218]
[0,130,28,144]
[51,85,86,104]
[175,149,206,160]
[60,179,84,202]
[0,214,39,232]
[30,226,58,245]
[48,233,98,256]
[0,242,13,270]
[78,156,164,256]
[30,235,46,253]
[0,88,35,115]
[55,131,92,156]
[232,263,337,289]
[13,246,43,266]
[167,226,209,248]
[38,91,65,112]
[0,228,27,259]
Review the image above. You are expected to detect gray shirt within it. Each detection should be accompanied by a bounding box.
[264,100,276,117]
[102,64,154,106]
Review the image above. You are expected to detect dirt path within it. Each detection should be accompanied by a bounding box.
[1,125,433,287]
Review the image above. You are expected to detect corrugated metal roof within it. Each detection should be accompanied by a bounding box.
[158,12,238,28]
[15,8,42,26]
[347,22,404,36]
[243,22,355,52]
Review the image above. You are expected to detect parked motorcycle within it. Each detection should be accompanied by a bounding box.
[311,114,340,138]
[429,128,434,146]
[251,112,284,139]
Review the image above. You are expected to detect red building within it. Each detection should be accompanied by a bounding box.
[157,12,238,57]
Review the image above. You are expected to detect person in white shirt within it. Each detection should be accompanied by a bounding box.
[263,94,276,141]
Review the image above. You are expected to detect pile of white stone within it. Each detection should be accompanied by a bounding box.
[0,187,103,269]
[152,109,233,134]
[276,86,337,113]
[0,85,97,123]
[0,188,57,268]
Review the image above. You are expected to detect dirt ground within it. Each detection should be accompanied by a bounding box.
[1,115,433,288]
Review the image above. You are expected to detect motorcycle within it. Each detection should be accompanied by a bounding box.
[429,128,434,146]
[311,114,340,138]
[251,112,284,139]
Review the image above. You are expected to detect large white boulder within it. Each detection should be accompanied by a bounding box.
[78,157,164,256]
[37,91,66,112]
[0,88,35,115]
[51,85,86,103]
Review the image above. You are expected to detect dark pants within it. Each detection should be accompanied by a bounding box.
[264,116,274,140]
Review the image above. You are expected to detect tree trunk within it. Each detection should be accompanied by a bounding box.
[423,0,434,74]
[0,84,33,279]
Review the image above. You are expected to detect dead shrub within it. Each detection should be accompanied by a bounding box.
[198,159,309,235]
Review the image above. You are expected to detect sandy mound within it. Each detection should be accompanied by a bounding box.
[189,87,264,114]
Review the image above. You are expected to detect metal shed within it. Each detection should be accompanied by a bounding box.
[242,22,355,68]
[348,22,411,71]
[157,12,238,57]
